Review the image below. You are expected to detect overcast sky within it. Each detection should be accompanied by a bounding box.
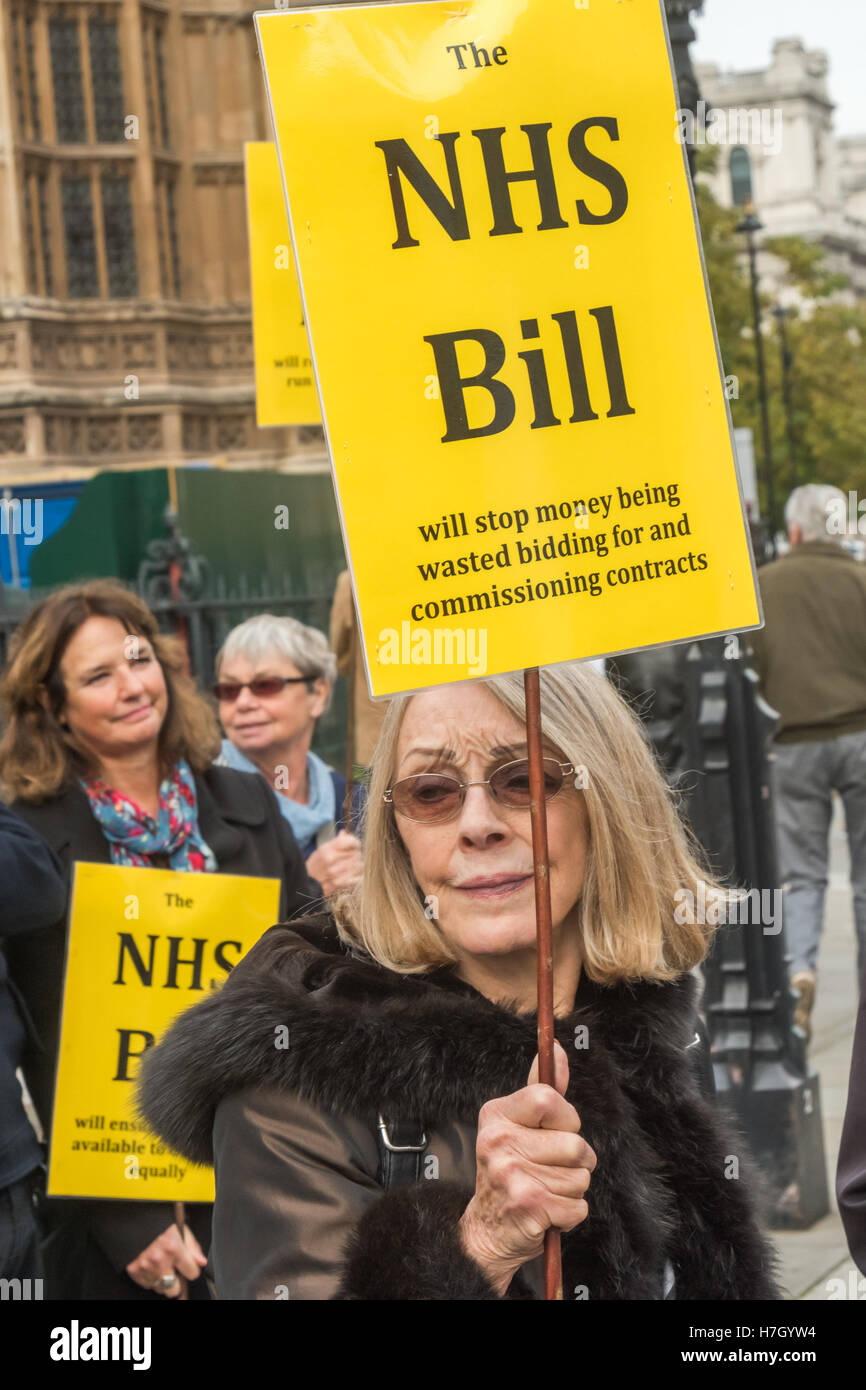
[691,0,866,137]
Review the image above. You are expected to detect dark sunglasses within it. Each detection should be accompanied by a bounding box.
[384,757,576,825]
[213,676,312,702]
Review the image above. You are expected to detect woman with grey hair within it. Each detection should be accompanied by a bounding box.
[214,613,363,897]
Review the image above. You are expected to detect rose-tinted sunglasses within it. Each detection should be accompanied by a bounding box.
[213,676,311,702]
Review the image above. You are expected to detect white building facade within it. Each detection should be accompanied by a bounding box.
[696,39,866,298]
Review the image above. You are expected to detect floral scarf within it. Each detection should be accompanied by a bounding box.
[81,758,217,873]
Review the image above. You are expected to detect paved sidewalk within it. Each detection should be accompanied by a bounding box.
[769,798,862,1300]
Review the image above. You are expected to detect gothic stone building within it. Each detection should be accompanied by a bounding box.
[697,38,866,301]
[0,1,327,478]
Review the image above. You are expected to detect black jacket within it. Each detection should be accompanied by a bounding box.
[0,804,67,1190]
[4,765,315,1295]
[139,916,781,1300]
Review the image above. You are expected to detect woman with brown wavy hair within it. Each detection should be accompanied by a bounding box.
[0,580,313,1301]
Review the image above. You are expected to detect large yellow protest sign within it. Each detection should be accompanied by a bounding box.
[48,864,280,1202]
[257,0,760,697]
[244,141,320,425]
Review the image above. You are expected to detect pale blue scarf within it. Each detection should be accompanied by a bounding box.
[217,739,336,849]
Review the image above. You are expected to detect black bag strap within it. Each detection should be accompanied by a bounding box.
[376,1114,428,1189]
[376,1013,713,1191]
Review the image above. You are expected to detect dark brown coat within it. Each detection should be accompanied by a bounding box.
[139,916,781,1301]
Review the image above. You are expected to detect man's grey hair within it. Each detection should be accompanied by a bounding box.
[216,613,337,708]
[784,484,847,543]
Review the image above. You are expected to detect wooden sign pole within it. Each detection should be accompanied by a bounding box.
[343,645,357,834]
[173,1199,188,1297]
[523,667,562,1301]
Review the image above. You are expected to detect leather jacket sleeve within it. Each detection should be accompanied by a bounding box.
[210,1084,512,1301]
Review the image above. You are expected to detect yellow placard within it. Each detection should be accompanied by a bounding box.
[244,141,321,425]
[257,0,760,697]
[48,863,280,1202]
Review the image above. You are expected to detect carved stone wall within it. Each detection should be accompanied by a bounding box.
[41,410,164,458]
[0,416,27,455]
[30,324,160,375]
[182,408,257,455]
[0,0,316,475]
[0,330,19,372]
[166,325,253,375]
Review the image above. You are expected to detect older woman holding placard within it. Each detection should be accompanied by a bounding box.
[0,581,312,1300]
[140,663,779,1300]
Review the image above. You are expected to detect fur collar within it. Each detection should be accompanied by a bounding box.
[138,914,699,1167]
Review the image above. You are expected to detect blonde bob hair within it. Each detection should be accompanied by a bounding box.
[332,663,720,985]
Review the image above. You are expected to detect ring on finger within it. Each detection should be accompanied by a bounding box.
[155,1273,179,1290]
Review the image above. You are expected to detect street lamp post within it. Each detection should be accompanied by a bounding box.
[772,304,798,494]
[736,206,777,544]
[664,0,704,178]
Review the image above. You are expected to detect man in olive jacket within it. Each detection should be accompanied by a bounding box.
[749,484,866,1038]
